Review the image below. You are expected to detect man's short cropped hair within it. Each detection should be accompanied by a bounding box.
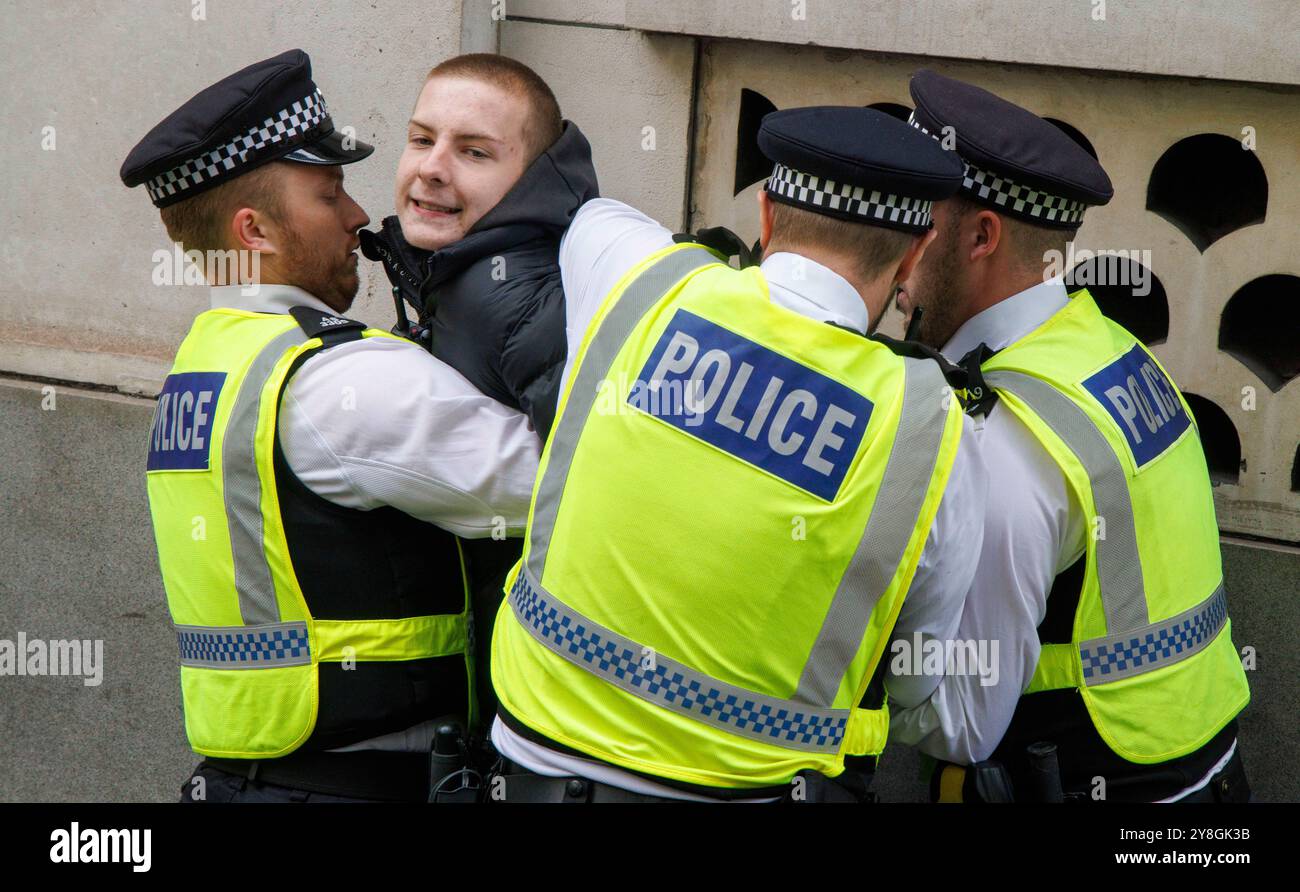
[767,200,916,282]
[426,53,563,162]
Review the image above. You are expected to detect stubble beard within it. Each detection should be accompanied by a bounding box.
[281,230,359,313]
[910,237,966,350]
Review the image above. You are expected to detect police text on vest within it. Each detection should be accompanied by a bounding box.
[1082,344,1190,467]
[147,371,227,471]
[627,310,872,500]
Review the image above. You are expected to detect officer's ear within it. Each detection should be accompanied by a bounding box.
[230,205,282,256]
[227,163,292,256]
[892,227,938,286]
[967,209,1003,262]
[757,190,776,253]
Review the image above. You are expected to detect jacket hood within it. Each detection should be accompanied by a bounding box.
[468,118,599,235]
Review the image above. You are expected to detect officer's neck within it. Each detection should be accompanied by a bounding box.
[766,242,889,323]
[962,261,1047,323]
[208,254,352,314]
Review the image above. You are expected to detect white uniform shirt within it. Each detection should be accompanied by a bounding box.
[888,277,1082,764]
[492,198,988,796]
[208,284,540,537]
[889,280,1237,801]
[207,283,541,753]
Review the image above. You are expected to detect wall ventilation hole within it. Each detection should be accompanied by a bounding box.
[1065,256,1169,346]
[1182,393,1242,486]
[1146,133,1267,252]
[1219,274,1300,393]
[865,102,912,122]
[734,88,777,196]
[1043,117,1098,160]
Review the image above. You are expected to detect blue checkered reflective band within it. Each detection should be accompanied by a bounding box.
[630,309,872,501]
[1082,344,1191,469]
[1080,584,1228,684]
[510,569,848,753]
[176,621,311,669]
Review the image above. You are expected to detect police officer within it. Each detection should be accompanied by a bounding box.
[120,50,540,802]
[487,107,989,801]
[891,70,1251,802]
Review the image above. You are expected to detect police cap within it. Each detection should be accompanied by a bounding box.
[908,69,1113,229]
[120,49,373,208]
[758,106,964,234]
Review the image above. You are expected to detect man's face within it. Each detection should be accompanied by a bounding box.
[898,200,969,348]
[274,163,370,312]
[395,75,532,250]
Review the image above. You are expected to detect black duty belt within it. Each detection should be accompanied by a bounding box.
[205,750,430,802]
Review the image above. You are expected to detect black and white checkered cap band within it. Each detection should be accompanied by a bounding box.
[765,162,933,230]
[146,90,330,202]
[907,114,1087,226]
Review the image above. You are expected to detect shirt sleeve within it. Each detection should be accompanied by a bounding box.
[887,405,1086,763]
[557,198,676,396]
[883,410,988,708]
[278,336,541,539]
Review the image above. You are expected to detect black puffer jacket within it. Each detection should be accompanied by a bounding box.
[360,121,599,439]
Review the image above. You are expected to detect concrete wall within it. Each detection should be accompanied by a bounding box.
[688,40,1300,543]
[501,18,697,230]
[516,0,1300,86]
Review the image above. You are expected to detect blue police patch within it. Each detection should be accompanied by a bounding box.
[1082,344,1190,468]
[147,371,226,471]
[629,310,872,500]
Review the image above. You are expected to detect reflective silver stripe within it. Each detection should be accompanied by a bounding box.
[984,369,1150,632]
[222,327,308,625]
[793,357,950,704]
[526,248,717,578]
[1080,582,1228,685]
[509,565,848,753]
[176,621,311,669]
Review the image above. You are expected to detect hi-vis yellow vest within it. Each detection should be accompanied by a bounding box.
[984,290,1250,764]
[147,307,472,759]
[492,244,964,789]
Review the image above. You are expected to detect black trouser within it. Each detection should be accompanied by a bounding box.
[936,734,1251,803]
[179,763,388,803]
[1166,747,1251,803]
[179,750,431,803]
[990,691,1248,802]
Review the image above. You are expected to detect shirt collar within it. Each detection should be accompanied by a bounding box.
[941,276,1069,362]
[760,251,869,334]
[209,282,335,316]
